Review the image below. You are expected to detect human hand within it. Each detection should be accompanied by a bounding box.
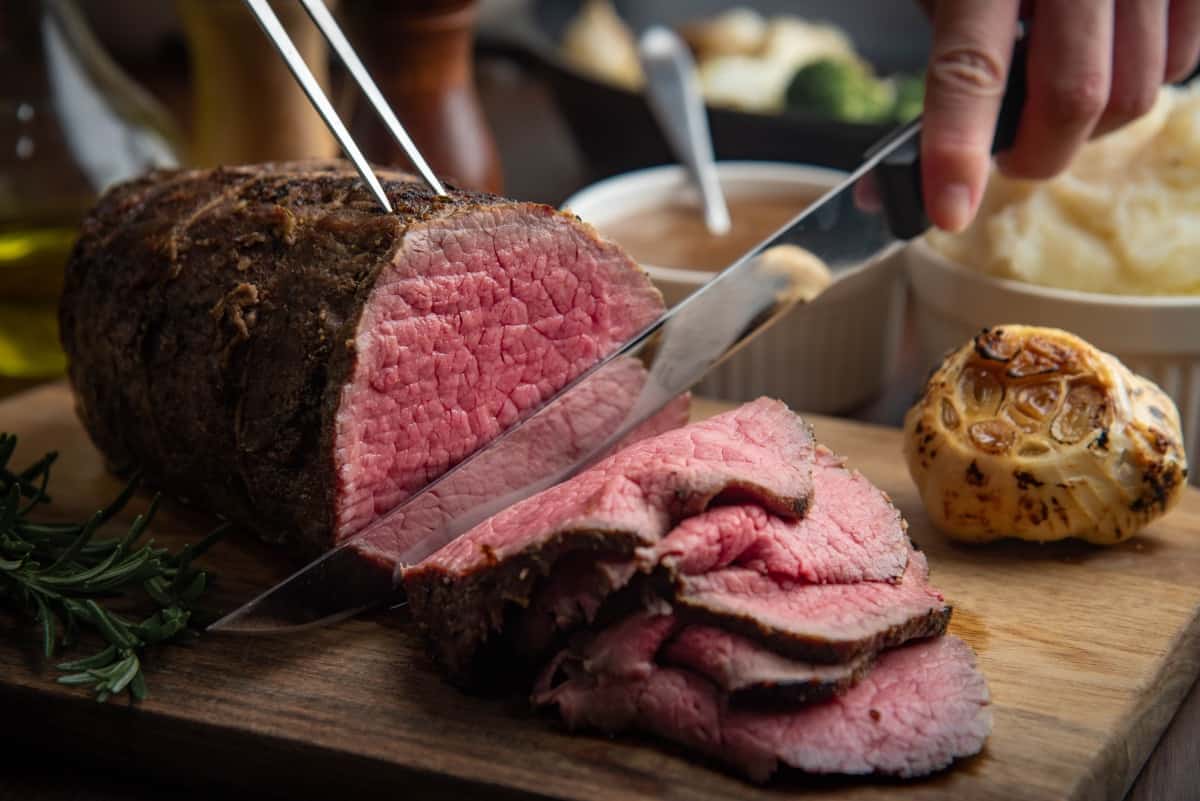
[919,0,1200,232]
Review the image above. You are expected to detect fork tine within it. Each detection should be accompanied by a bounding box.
[242,0,393,213]
[298,0,448,196]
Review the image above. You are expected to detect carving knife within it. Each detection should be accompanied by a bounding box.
[209,32,1028,634]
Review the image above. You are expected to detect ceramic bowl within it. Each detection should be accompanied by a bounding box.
[563,161,908,415]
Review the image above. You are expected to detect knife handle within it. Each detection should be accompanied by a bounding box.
[876,28,1029,240]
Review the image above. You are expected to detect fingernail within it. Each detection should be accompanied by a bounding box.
[935,183,973,232]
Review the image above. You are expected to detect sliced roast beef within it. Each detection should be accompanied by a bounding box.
[536,635,991,783]
[518,544,946,691]
[541,611,871,705]
[511,554,638,659]
[641,445,910,584]
[438,435,910,674]
[552,610,677,681]
[61,162,675,555]
[671,547,950,663]
[660,625,872,703]
[403,398,817,681]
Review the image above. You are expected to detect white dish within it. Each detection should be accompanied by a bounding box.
[562,161,907,415]
[906,236,1200,475]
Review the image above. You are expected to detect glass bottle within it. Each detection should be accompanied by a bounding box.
[0,0,181,389]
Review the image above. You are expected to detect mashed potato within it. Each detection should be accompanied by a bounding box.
[926,83,1200,296]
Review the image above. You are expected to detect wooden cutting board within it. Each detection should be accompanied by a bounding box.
[1,382,1198,801]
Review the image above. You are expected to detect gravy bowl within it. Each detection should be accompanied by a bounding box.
[563,161,907,414]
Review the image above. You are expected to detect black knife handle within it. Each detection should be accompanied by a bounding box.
[876,28,1029,240]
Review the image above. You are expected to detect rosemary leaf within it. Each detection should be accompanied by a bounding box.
[57,644,118,671]
[57,672,100,686]
[108,655,141,695]
[142,576,174,607]
[180,522,229,562]
[34,593,54,658]
[129,669,147,701]
[43,511,103,574]
[0,432,225,702]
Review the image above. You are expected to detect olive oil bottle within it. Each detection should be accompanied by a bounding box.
[0,225,77,379]
[0,0,180,391]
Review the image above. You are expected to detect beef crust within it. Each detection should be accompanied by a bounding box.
[59,161,628,552]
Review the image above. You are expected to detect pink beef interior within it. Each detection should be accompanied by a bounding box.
[661,624,871,696]
[641,446,910,585]
[538,635,991,783]
[673,548,948,660]
[722,635,993,780]
[410,397,815,575]
[333,206,666,541]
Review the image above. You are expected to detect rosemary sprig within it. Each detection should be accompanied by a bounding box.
[0,432,227,702]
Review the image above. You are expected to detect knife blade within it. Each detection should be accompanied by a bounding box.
[209,31,1030,635]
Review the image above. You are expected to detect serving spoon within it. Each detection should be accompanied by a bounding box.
[637,25,731,236]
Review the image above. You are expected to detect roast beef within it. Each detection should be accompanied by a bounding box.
[407,419,937,678]
[670,547,950,663]
[641,446,910,584]
[403,398,817,681]
[60,162,678,555]
[662,623,873,703]
[543,610,872,704]
[535,634,991,782]
[406,395,987,781]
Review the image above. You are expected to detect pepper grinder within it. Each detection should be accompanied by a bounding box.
[341,0,503,194]
[178,0,339,167]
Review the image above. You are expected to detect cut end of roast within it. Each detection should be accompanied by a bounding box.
[332,203,667,542]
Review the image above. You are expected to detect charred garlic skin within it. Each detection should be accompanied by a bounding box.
[903,325,1187,545]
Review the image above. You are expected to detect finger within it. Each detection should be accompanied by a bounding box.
[998,0,1112,180]
[1166,0,1200,81]
[920,0,1021,232]
[1093,0,1168,137]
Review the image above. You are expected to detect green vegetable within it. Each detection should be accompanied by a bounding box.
[785,57,897,123]
[891,72,926,122]
[0,432,226,702]
[785,58,926,123]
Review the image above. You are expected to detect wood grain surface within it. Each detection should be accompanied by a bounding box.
[1,384,1198,801]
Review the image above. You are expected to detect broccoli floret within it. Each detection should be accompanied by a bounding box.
[891,72,925,122]
[784,58,896,123]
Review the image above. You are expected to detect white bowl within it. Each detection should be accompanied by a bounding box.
[562,162,907,415]
[906,237,1200,474]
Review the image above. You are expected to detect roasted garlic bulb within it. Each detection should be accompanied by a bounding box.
[903,325,1188,544]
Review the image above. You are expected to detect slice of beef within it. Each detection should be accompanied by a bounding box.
[61,161,673,555]
[535,635,991,783]
[671,547,951,663]
[641,445,910,584]
[722,635,992,780]
[660,625,872,704]
[538,611,870,705]
[403,398,816,683]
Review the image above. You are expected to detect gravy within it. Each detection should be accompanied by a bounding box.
[600,194,819,271]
